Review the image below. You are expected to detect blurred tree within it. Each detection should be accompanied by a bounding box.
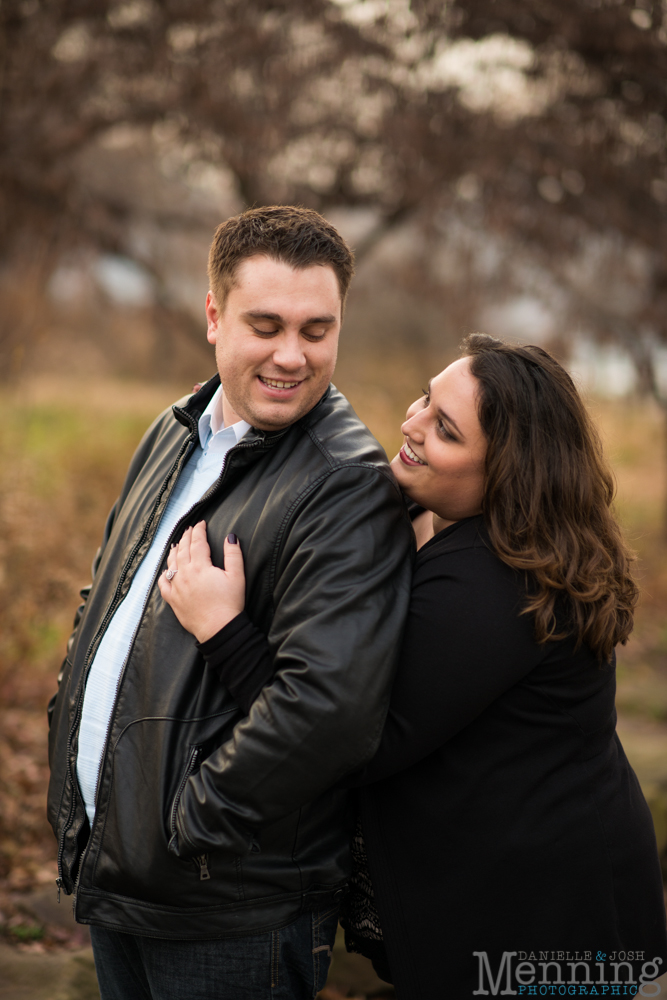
[438,0,667,529]
[0,0,385,259]
[2,0,666,424]
[440,0,667,358]
[0,0,388,363]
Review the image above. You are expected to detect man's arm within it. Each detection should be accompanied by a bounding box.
[173,465,414,857]
[47,402,184,717]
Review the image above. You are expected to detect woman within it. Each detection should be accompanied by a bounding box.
[159,335,667,997]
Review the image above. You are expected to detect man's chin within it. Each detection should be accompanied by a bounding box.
[242,398,318,432]
[243,385,330,430]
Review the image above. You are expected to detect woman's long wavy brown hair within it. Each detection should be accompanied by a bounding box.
[462,333,638,663]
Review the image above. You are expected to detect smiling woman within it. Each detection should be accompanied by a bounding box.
[390,357,487,534]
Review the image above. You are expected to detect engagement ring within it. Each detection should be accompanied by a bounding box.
[165,568,178,580]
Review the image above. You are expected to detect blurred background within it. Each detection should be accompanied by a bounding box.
[1,0,667,996]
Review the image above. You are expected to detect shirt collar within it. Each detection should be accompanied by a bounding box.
[198,385,251,448]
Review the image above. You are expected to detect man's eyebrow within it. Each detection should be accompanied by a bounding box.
[304,314,336,324]
[244,311,336,325]
[245,311,283,322]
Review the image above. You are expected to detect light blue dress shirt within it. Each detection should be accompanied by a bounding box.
[76,387,250,826]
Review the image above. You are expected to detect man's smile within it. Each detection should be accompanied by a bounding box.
[258,375,303,390]
[256,374,307,400]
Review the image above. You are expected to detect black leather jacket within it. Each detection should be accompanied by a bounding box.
[47,377,413,938]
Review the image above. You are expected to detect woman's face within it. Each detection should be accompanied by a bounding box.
[390,357,487,525]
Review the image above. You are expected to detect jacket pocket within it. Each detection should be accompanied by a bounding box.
[90,715,242,907]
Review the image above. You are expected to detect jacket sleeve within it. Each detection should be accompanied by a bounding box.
[197,612,274,714]
[174,465,414,857]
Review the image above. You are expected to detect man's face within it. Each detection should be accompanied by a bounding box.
[206,255,342,431]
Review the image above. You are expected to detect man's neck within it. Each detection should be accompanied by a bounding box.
[220,389,243,430]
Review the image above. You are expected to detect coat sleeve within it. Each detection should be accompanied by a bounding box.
[174,465,414,857]
[197,612,274,714]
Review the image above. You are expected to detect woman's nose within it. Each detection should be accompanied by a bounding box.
[401,409,426,442]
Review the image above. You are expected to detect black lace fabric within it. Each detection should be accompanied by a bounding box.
[340,818,384,952]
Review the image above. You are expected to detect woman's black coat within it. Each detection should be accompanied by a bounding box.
[201,515,667,997]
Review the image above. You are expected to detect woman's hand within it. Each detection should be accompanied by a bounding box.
[158,521,246,643]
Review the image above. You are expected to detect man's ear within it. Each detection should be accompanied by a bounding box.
[206,291,221,345]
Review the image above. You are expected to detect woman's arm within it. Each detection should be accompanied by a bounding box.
[160,522,543,777]
[197,611,275,711]
[158,521,246,639]
[187,533,544,777]
[157,522,272,711]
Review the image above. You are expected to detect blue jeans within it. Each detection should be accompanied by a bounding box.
[90,907,339,1000]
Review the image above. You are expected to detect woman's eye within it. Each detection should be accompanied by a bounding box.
[438,421,455,441]
[422,392,430,407]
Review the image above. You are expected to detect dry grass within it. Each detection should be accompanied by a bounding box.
[0,372,666,930]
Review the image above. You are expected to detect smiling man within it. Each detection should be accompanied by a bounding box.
[205,251,341,430]
[47,206,414,1000]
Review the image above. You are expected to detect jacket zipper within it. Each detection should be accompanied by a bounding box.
[55,681,87,897]
[169,746,210,881]
[195,855,211,881]
[58,428,262,904]
[170,746,202,840]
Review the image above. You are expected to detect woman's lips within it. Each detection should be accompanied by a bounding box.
[399,443,426,466]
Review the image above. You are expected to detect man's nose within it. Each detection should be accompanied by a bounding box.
[272,332,307,371]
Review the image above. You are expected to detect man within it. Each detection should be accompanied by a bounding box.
[47,205,413,999]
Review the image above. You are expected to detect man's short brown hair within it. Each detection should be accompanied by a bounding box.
[207,205,355,311]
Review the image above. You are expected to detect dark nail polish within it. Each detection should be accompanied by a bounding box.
[227,533,238,545]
